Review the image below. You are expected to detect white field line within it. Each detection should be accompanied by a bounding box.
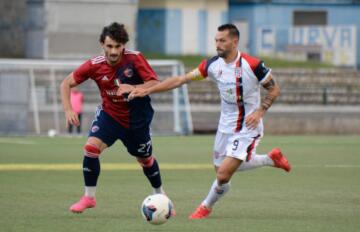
[292,164,360,168]
[0,163,359,171]
[0,163,213,171]
[0,139,37,145]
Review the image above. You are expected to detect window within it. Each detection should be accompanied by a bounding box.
[293,11,327,26]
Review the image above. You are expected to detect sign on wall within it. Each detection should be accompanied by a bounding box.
[257,25,357,67]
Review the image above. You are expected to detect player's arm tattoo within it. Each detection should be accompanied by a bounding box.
[260,78,279,112]
[261,95,275,111]
[262,79,275,90]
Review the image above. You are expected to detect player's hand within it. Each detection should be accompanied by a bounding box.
[128,88,150,100]
[65,110,80,126]
[117,84,135,96]
[245,109,265,130]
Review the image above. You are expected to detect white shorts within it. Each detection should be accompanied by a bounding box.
[213,130,261,167]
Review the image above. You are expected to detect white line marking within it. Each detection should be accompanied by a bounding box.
[293,164,360,168]
[0,139,37,145]
[0,163,359,171]
[0,163,213,171]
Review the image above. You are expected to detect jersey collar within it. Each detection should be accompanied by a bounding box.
[223,51,241,66]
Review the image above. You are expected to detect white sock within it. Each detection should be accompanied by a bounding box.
[238,154,274,171]
[85,186,96,198]
[202,179,230,208]
[153,186,165,194]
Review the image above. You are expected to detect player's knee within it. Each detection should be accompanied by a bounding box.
[137,156,154,167]
[84,143,101,158]
[216,170,231,184]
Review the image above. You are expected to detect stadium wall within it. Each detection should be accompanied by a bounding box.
[26,0,138,59]
[137,0,228,56]
[191,106,360,135]
[0,0,27,58]
[229,1,360,68]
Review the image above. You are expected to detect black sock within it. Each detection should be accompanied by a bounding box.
[142,158,162,188]
[83,156,100,186]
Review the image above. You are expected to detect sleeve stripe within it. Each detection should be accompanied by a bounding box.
[198,60,208,77]
[241,53,260,72]
[205,55,219,73]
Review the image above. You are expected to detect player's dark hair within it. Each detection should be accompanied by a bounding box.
[99,22,129,44]
[218,23,240,39]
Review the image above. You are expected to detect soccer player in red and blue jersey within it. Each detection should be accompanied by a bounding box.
[60,22,171,213]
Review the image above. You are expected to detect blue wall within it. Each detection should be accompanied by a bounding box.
[137,9,166,53]
[198,10,207,55]
[137,9,182,54]
[221,10,229,24]
[230,2,360,67]
[165,9,182,54]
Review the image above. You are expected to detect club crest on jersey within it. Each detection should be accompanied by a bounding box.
[235,67,242,78]
[91,125,99,133]
[123,68,133,78]
[213,151,221,159]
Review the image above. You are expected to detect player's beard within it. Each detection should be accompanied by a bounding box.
[217,48,229,59]
[107,53,121,65]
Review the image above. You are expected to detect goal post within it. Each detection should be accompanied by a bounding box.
[0,59,193,136]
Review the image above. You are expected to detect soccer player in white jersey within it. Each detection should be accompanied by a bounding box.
[120,23,291,219]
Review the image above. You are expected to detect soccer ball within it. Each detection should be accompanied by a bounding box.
[47,129,57,137]
[141,194,173,225]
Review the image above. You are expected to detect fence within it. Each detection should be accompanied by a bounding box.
[0,59,193,136]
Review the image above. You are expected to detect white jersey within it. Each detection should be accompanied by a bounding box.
[197,51,271,136]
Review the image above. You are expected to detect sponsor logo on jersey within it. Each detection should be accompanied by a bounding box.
[91,125,99,133]
[105,90,128,102]
[123,68,133,78]
[221,89,241,104]
[105,90,117,96]
[101,75,109,81]
[226,88,233,95]
[112,98,128,102]
[222,82,241,87]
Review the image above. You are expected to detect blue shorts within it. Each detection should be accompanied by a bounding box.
[88,107,152,158]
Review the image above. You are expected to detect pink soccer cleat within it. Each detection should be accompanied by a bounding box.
[189,204,212,220]
[269,148,291,172]
[69,196,96,213]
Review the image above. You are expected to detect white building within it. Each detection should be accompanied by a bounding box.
[26,0,139,58]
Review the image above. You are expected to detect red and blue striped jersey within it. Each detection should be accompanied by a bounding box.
[73,49,158,129]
